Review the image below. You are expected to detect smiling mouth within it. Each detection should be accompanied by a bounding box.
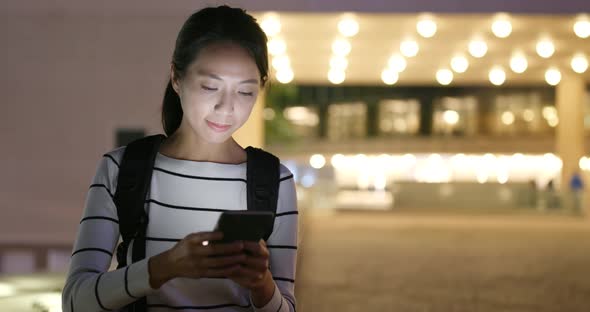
[206,120,232,132]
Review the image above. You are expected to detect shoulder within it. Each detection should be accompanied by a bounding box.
[88,146,127,189]
[279,163,295,182]
[101,146,127,168]
[251,148,294,182]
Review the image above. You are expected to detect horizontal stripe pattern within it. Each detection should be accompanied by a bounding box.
[276,211,298,217]
[147,303,252,310]
[80,216,119,224]
[285,297,296,311]
[102,155,293,185]
[146,238,298,250]
[95,273,112,311]
[64,148,297,312]
[267,245,298,250]
[72,248,113,257]
[147,199,230,213]
[148,198,298,217]
[76,268,101,274]
[146,236,180,242]
[89,184,114,198]
[125,266,139,299]
[103,154,120,167]
[280,174,294,182]
[274,277,296,283]
[155,167,295,184]
[154,167,248,183]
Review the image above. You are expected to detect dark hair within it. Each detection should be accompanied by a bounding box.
[162,6,269,136]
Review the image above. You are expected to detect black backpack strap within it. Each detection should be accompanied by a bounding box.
[245,147,280,241]
[113,134,165,312]
[114,134,166,263]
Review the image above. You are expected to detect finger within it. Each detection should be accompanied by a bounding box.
[201,241,244,257]
[242,241,262,254]
[243,241,268,257]
[232,265,266,281]
[202,265,241,279]
[201,254,247,268]
[228,274,258,287]
[240,256,269,272]
[227,275,254,289]
[186,232,223,245]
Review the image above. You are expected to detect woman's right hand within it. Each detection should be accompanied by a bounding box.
[148,231,245,289]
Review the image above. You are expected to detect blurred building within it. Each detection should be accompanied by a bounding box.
[257,12,590,212]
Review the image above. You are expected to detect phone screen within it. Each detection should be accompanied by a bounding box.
[214,211,275,243]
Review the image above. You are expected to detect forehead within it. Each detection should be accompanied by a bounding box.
[188,42,260,80]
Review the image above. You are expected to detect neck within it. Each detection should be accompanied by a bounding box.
[160,128,246,164]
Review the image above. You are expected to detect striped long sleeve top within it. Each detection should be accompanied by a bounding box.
[62,146,298,312]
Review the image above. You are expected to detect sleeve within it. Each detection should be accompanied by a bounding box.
[61,152,157,311]
[251,165,298,312]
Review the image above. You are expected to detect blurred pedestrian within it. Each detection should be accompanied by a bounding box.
[545,179,557,209]
[569,170,584,213]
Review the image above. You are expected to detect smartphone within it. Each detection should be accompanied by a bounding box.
[213,211,275,243]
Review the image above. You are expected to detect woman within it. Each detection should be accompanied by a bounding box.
[62,6,298,311]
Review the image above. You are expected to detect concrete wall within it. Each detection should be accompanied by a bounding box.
[0,7,184,245]
[0,3,265,247]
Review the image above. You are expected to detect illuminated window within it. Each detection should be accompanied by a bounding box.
[282,106,320,138]
[490,93,553,135]
[327,102,367,140]
[432,96,478,136]
[378,99,420,136]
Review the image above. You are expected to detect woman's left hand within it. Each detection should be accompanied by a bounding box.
[228,239,272,291]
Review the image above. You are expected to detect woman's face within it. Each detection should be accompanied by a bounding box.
[172,41,261,144]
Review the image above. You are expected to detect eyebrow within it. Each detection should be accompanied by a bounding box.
[197,70,259,85]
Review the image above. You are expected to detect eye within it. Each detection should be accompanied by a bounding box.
[201,85,218,91]
[238,91,254,97]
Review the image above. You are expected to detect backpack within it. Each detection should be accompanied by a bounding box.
[112,134,280,312]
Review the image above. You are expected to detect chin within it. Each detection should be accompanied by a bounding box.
[202,129,235,144]
[207,137,231,144]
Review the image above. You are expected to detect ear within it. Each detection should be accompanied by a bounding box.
[170,64,181,95]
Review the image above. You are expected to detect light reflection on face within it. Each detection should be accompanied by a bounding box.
[172,41,261,144]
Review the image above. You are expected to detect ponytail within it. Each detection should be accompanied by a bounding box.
[161,80,183,136]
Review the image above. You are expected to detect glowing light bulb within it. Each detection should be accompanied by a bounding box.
[260,14,281,37]
[417,18,437,38]
[571,54,589,74]
[338,17,360,37]
[436,69,453,85]
[450,55,469,73]
[510,52,528,74]
[545,67,561,86]
[400,40,419,57]
[469,39,488,58]
[489,66,506,86]
[574,15,590,38]
[381,68,399,85]
[536,38,555,58]
[332,39,352,56]
[328,69,345,84]
[492,16,512,38]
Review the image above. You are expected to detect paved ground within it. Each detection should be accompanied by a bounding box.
[294,210,590,312]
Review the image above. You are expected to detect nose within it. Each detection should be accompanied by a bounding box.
[214,91,234,115]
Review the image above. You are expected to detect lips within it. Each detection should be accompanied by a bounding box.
[206,120,232,132]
